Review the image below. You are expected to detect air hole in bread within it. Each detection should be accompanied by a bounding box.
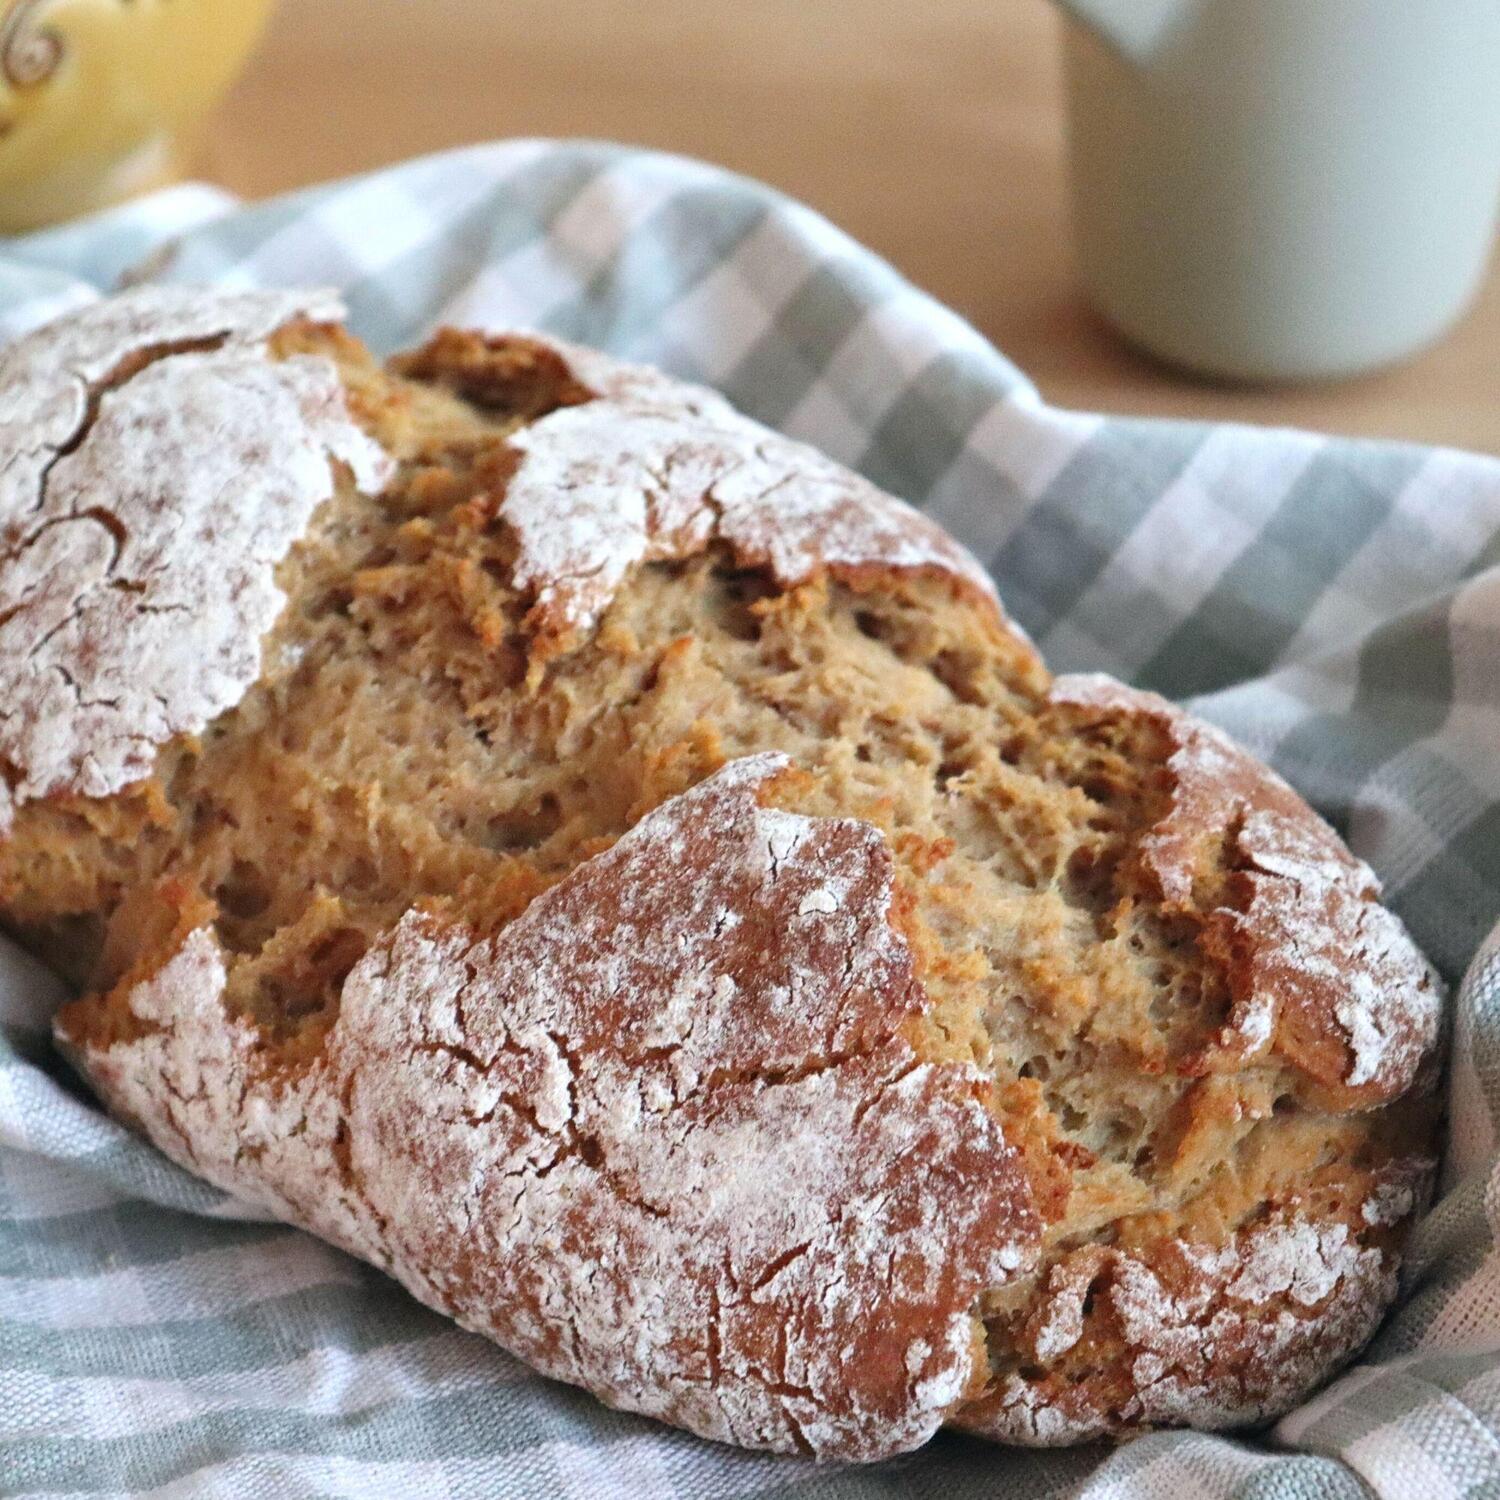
[214,861,272,921]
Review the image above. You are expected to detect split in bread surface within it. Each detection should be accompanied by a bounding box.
[0,288,1443,1460]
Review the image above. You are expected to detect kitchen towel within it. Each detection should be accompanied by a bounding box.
[2,140,1499,1500]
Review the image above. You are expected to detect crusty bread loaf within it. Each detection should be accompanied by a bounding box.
[0,288,1441,1461]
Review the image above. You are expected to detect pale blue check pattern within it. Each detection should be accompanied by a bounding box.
[2,140,1499,1500]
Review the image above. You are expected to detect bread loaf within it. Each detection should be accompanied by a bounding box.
[0,288,1441,1460]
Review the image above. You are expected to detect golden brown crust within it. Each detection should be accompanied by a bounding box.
[58,757,1038,1460]
[957,1194,1410,1444]
[1049,674,1442,1110]
[0,286,391,828]
[953,676,1442,1442]
[397,327,1025,664]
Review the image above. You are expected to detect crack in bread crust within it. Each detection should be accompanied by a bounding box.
[496,348,1002,651]
[0,287,392,828]
[1050,674,1442,1106]
[959,1200,1409,1444]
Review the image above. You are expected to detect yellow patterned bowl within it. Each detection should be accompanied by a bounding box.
[0,0,275,231]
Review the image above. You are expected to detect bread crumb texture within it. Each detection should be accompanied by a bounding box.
[0,289,1441,1460]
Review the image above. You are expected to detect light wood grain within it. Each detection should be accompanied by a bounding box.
[198,0,1499,453]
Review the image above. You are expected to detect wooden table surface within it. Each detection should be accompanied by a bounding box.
[201,0,1500,454]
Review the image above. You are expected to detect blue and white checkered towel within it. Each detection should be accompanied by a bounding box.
[3,140,1500,1500]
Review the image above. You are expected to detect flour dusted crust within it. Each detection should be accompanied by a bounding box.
[5,294,1442,1461]
[963,1203,1401,1444]
[498,337,1000,647]
[0,287,392,829]
[946,674,1444,1446]
[64,755,1037,1459]
[1050,674,1442,1107]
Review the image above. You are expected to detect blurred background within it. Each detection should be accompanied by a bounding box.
[56,0,1500,450]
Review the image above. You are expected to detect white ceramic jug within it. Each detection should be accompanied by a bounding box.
[1052,0,1500,381]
